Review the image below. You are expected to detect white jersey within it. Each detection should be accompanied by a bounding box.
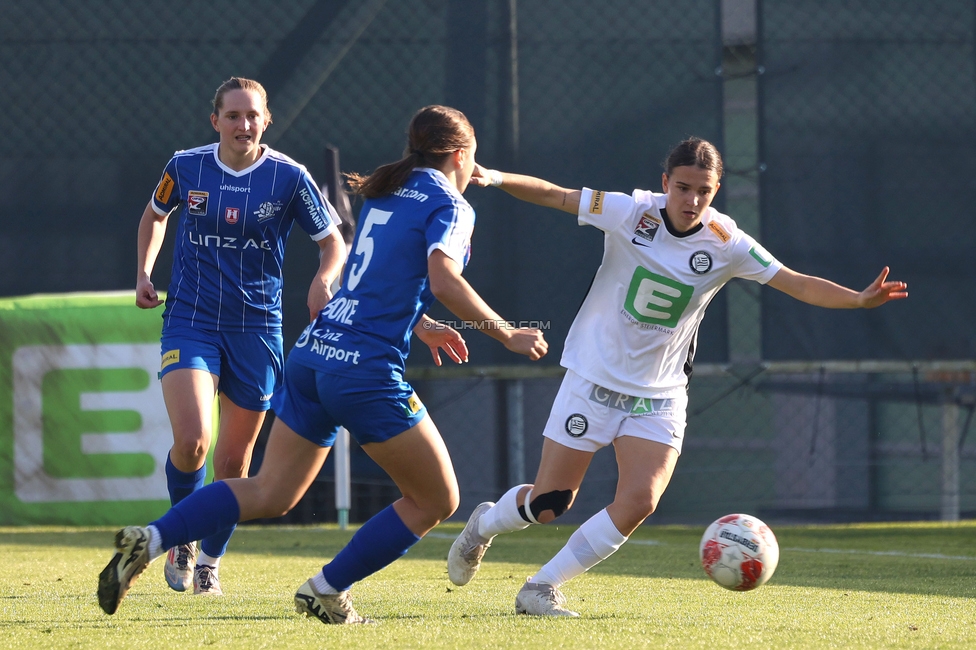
[561,188,782,398]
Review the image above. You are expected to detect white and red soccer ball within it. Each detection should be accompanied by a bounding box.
[700,513,779,591]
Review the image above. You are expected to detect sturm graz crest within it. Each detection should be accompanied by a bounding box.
[565,413,588,437]
[689,251,712,275]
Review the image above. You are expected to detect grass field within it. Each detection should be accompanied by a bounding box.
[2,520,975,649]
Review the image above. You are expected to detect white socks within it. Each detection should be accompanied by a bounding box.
[478,484,533,539]
[530,509,627,588]
[197,550,221,571]
[477,490,629,588]
[311,571,339,595]
[146,525,164,562]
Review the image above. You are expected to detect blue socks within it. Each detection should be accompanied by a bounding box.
[320,505,421,592]
[201,521,237,559]
[165,456,235,560]
[151,481,241,551]
[165,455,206,506]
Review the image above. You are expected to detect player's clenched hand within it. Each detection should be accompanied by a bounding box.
[468,163,493,188]
[858,266,908,309]
[415,319,468,366]
[504,328,548,361]
[135,274,163,309]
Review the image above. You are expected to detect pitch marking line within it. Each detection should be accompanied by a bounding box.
[427,533,460,540]
[779,546,976,561]
[628,539,975,561]
[430,533,975,561]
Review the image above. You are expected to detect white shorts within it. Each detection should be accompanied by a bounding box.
[542,370,687,454]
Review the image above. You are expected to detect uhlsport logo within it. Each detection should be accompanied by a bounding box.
[12,344,171,503]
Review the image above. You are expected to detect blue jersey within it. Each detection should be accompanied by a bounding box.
[290,167,475,379]
[151,143,338,334]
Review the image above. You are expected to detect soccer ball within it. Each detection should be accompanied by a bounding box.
[700,513,779,591]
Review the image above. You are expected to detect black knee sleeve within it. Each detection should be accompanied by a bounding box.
[518,489,573,523]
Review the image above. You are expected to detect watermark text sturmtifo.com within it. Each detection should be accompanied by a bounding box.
[422,319,551,331]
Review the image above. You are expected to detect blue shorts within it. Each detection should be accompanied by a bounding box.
[159,324,284,411]
[271,356,427,448]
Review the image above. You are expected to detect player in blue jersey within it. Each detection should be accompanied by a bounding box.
[134,77,346,596]
[99,105,549,622]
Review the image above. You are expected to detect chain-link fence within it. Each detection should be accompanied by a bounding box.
[280,361,976,526]
[758,0,976,360]
[0,0,723,365]
[414,362,976,525]
[2,0,974,526]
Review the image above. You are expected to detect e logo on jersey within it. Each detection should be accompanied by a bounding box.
[749,246,772,268]
[187,191,209,216]
[689,251,712,275]
[624,266,694,328]
[225,207,240,225]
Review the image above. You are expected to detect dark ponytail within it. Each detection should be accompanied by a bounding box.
[347,105,475,199]
[663,137,724,178]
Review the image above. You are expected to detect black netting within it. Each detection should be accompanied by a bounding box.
[4,1,972,525]
[759,0,976,359]
[0,0,723,363]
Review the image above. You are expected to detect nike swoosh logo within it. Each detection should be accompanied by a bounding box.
[631,237,650,247]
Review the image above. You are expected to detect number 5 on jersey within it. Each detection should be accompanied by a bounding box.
[347,208,393,290]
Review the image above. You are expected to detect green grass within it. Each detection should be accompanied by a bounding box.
[2,521,975,648]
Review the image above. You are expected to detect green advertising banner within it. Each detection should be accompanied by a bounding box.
[0,291,178,525]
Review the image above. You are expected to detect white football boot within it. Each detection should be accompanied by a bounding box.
[97,526,153,615]
[515,580,580,617]
[447,501,495,586]
[193,564,223,596]
[294,579,372,625]
[164,541,196,592]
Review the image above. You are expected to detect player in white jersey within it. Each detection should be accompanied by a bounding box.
[135,78,346,596]
[447,137,908,616]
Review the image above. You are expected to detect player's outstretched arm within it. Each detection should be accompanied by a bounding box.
[427,250,548,360]
[766,266,908,309]
[470,164,581,215]
[135,202,171,309]
[414,315,469,366]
